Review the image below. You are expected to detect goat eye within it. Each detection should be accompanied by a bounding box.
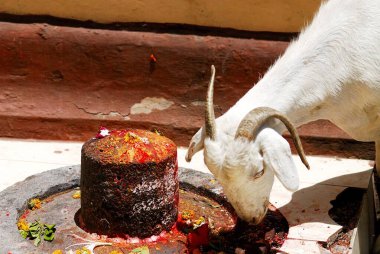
[253,169,264,179]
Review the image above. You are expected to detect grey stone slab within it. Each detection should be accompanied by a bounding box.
[0,165,80,253]
[0,165,218,253]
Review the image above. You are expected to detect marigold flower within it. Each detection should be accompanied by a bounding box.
[109,251,123,254]
[28,198,42,210]
[75,247,92,254]
[180,210,195,220]
[193,216,205,227]
[72,190,81,199]
[17,218,29,231]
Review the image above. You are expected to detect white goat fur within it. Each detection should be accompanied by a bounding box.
[186,0,380,224]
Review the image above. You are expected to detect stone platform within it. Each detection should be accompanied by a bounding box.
[0,152,374,253]
[0,166,232,253]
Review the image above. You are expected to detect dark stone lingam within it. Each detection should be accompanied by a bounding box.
[80,129,178,238]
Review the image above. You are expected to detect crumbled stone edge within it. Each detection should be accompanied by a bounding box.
[0,165,222,253]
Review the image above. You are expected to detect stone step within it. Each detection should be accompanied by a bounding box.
[0,21,374,159]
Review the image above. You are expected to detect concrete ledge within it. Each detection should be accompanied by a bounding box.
[0,21,374,159]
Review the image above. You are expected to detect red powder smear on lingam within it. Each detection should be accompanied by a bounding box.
[91,128,176,164]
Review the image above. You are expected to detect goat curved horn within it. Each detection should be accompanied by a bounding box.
[205,65,217,140]
[235,107,310,169]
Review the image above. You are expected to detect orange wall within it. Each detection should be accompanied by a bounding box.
[0,0,322,32]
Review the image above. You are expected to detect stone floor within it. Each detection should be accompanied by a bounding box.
[0,137,375,253]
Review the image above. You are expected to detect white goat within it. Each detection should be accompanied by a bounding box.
[186,0,380,224]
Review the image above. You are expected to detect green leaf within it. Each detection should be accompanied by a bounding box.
[30,230,40,238]
[129,246,150,254]
[44,227,55,234]
[28,225,39,231]
[29,221,40,226]
[33,235,42,246]
[44,228,52,234]
[44,224,56,230]
[29,221,41,231]
[44,232,55,241]
[28,200,35,209]
[19,230,29,239]
[19,220,57,245]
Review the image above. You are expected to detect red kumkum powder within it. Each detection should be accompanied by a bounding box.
[91,129,177,164]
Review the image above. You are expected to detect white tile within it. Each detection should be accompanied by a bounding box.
[177,146,210,174]
[294,155,372,188]
[280,239,329,254]
[0,138,83,164]
[0,138,83,192]
[271,182,351,242]
[0,160,69,191]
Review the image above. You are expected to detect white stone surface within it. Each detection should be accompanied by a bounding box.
[293,155,373,188]
[0,138,83,191]
[271,183,345,242]
[280,239,330,253]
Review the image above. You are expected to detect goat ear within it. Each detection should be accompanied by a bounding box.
[257,128,299,192]
[186,127,206,162]
[203,137,223,177]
